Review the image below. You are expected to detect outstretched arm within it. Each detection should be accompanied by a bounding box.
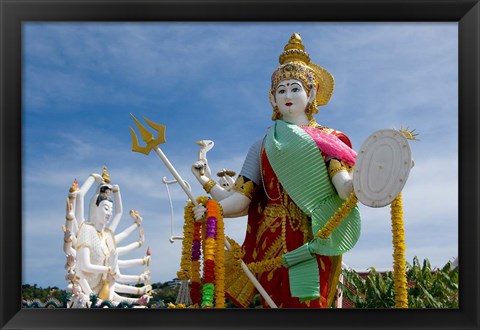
[63,199,78,255]
[191,138,262,219]
[107,185,123,232]
[114,283,152,296]
[62,224,77,257]
[115,223,139,244]
[65,195,79,236]
[118,255,150,269]
[114,210,142,243]
[75,173,103,224]
[111,291,138,304]
[116,240,143,256]
[219,192,250,217]
[191,163,235,201]
[115,269,151,285]
[193,190,250,220]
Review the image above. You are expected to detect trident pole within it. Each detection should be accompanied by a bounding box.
[130,114,277,308]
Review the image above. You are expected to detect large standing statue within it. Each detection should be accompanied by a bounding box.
[191,33,361,308]
[63,167,152,307]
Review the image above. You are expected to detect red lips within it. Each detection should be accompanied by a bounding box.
[285,102,293,106]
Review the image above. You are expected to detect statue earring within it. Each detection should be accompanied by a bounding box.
[305,103,313,120]
[272,106,282,120]
[306,101,318,120]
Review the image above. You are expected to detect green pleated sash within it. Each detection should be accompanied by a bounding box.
[264,120,361,301]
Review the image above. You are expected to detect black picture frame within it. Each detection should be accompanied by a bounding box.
[1,0,478,329]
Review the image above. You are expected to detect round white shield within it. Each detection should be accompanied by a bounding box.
[353,129,412,208]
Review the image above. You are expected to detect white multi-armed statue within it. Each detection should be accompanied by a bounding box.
[63,166,152,308]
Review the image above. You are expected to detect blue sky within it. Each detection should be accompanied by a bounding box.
[22,22,458,288]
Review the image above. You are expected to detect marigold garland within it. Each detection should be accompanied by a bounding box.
[177,202,195,281]
[177,196,225,308]
[179,188,409,309]
[247,256,284,275]
[210,200,226,307]
[312,189,409,308]
[390,192,408,308]
[316,191,358,239]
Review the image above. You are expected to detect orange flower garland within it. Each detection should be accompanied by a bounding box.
[178,196,225,308]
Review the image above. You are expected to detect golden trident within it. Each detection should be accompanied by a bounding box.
[129,114,279,308]
[129,114,198,204]
[129,114,166,155]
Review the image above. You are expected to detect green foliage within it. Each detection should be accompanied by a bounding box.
[22,284,65,302]
[406,257,458,308]
[338,267,395,308]
[338,257,458,308]
[147,283,180,307]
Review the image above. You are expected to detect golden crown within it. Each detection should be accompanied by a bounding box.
[271,33,334,107]
[102,165,111,183]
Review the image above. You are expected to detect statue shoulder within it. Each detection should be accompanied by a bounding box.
[317,126,353,149]
[75,222,95,249]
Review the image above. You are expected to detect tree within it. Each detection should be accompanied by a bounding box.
[338,257,458,308]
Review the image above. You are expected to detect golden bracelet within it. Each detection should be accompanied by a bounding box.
[64,237,73,243]
[137,240,143,247]
[233,176,255,200]
[328,159,344,179]
[137,288,141,295]
[203,179,217,194]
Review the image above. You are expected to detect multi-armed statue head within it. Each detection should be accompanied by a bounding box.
[88,166,113,227]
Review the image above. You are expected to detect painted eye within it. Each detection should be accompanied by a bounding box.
[292,87,300,92]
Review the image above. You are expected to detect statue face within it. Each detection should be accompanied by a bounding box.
[94,199,113,226]
[274,79,309,121]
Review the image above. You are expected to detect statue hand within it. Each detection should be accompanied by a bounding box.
[129,210,143,225]
[143,255,151,266]
[140,285,153,295]
[140,270,151,282]
[63,228,72,241]
[65,254,75,268]
[72,285,81,296]
[138,294,151,305]
[65,270,76,281]
[112,184,120,192]
[91,173,104,184]
[192,160,207,179]
[192,203,206,222]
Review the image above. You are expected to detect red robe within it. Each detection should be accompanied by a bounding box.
[225,128,352,308]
